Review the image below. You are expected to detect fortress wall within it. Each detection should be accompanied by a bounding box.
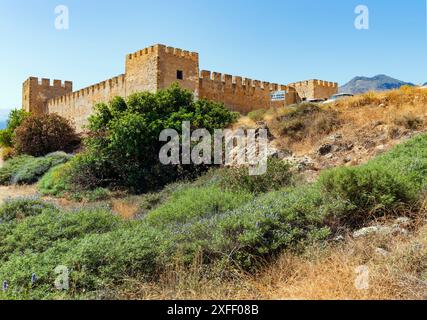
[198,70,296,113]
[313,80,339,100]
[24,44,338,133]
[289,80,338,101]
[47,74,126,131]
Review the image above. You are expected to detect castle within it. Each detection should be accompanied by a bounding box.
[22,44,338,132]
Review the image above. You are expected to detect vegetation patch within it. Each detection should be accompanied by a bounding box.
[279,103,341,142]
[0,152,72,186]
[13,114,80,157]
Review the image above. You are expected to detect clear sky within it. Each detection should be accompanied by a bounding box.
[1,0,427,120]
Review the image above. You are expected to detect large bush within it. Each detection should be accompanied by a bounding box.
[0,109,29,148]
[66,84,238,193]
[13,114,80,157]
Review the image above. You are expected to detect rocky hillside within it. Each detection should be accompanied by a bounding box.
[339,75,414,94]
[239,86,427,181]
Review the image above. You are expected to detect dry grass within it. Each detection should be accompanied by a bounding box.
[235,87,427,158]
[111,198,140,220]
[114,210,427,300]
[0,185,38,205]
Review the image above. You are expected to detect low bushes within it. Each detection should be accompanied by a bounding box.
[217,158,293,194]
[144,185,252,227]
[0,208,120,259]
[247,109,266,122]
[0,198,56,223]
[394,114,423,130]
[0,152,72,185]
[319,164,413,227]
[13,114,80,157]
[2,131,427,299]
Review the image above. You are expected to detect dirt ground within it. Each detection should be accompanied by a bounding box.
[0,185,38,205]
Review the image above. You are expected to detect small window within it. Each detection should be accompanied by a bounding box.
[177,70,183,80]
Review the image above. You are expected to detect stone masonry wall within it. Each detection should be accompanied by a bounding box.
[289,80,338,101]
[47,75,126,131]
[198,70,297,113]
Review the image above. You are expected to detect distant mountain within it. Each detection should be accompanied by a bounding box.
[423,82,427,87]
[0,120,6,130]
[339,75,415,94]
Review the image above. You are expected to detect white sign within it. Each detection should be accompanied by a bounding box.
[271,90,286,101]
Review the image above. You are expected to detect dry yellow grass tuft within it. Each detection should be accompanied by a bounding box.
[111,198,140,220]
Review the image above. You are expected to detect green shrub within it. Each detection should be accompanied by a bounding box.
[217,158,293,194]
[144,185,252,227]
[0,221,169,295]
[13,114,80,157]
[319,164,414,227]
[169,186,332,269]
[0,198,56,223]
[37,163,72,196]
[0,109,29,148]
[247,109,266,122]
[0,209,120,260]
[65,84,238,193]
[0,152,71,185]
[3,132,427,299]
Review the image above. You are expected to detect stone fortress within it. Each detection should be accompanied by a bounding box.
[22,44,338,132]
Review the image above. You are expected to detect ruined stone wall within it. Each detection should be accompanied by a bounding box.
[198,70,297,113]
[47,75,126,131]
[23,77,72,115]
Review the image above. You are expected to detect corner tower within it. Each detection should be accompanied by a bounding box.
[22,77,72,115]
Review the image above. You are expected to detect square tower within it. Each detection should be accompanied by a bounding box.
[125,44,199,96]
[22,77,72,115]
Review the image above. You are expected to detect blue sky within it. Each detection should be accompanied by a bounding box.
[1,0,427,121]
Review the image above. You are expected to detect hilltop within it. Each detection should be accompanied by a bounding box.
[339,74,414,94]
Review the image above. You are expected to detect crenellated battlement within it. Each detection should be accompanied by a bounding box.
[47,74,126,107]
[126,44,199,62]
[25,76,72,90]
[199,70,288,92]
[289,79,338,89]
